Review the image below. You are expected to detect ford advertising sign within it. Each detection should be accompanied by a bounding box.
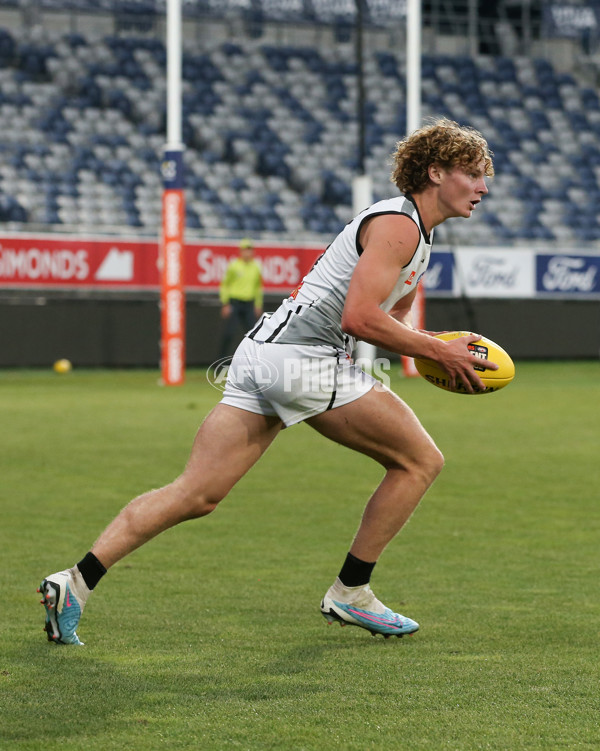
[537,254,600,295]
[423,250,454,295]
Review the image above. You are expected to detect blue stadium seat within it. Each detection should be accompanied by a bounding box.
[0,29,599,241]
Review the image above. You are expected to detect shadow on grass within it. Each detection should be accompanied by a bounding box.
[1,641,150,743]
[1,633,399,744]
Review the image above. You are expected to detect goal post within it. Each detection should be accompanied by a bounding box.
[160,0,185,385]
[402,0,424,378]
[160,149,185,385]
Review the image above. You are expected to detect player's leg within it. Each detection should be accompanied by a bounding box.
[308,384,443,559]
[39,405,283,644]
[306,385,444,637]
[91,405,283,566]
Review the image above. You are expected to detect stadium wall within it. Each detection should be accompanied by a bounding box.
[1,292,599,368]
[1,233,598,366]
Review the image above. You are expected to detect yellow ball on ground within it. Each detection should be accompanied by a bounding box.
[53,359,72,374]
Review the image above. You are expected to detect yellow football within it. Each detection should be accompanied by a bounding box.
[53,358,72,374]
[414,331,515,394]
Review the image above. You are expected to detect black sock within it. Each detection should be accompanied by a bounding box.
[76,552,107,590]
[338,552,376,588]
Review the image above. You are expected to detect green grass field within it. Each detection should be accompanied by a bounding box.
[1,362,599,750]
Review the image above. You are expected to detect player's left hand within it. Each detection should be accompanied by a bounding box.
[438,333,499,393]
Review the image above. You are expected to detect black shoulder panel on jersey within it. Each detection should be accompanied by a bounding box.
[355,210,422,267]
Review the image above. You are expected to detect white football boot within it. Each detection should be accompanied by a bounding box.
[38,567,90,645]
[321,577,419,638]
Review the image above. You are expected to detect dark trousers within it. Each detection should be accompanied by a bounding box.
[220,298,258,358]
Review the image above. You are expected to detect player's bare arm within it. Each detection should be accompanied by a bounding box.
[341,215,496,392]
[387,294,497,392]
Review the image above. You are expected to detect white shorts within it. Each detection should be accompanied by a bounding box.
[220,337,376,427]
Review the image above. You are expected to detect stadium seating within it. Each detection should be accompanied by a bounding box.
[0,23,599,244]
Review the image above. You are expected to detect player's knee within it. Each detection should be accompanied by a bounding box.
[408,444,444,486]
[425,446,445,482]
[172,478,224,519]
[184,489,222,518]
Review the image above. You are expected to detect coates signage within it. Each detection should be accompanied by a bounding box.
[536,254,600,296]
[0,234,323,293]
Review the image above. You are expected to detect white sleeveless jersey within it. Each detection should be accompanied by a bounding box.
[248,194,433,353]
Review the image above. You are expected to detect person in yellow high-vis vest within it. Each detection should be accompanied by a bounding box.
[218,238,263,358]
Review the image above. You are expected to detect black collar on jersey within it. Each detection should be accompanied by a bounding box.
[355,194,429,257]
[405,193,431,244]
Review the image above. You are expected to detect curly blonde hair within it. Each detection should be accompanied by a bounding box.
[390,117,494,194]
